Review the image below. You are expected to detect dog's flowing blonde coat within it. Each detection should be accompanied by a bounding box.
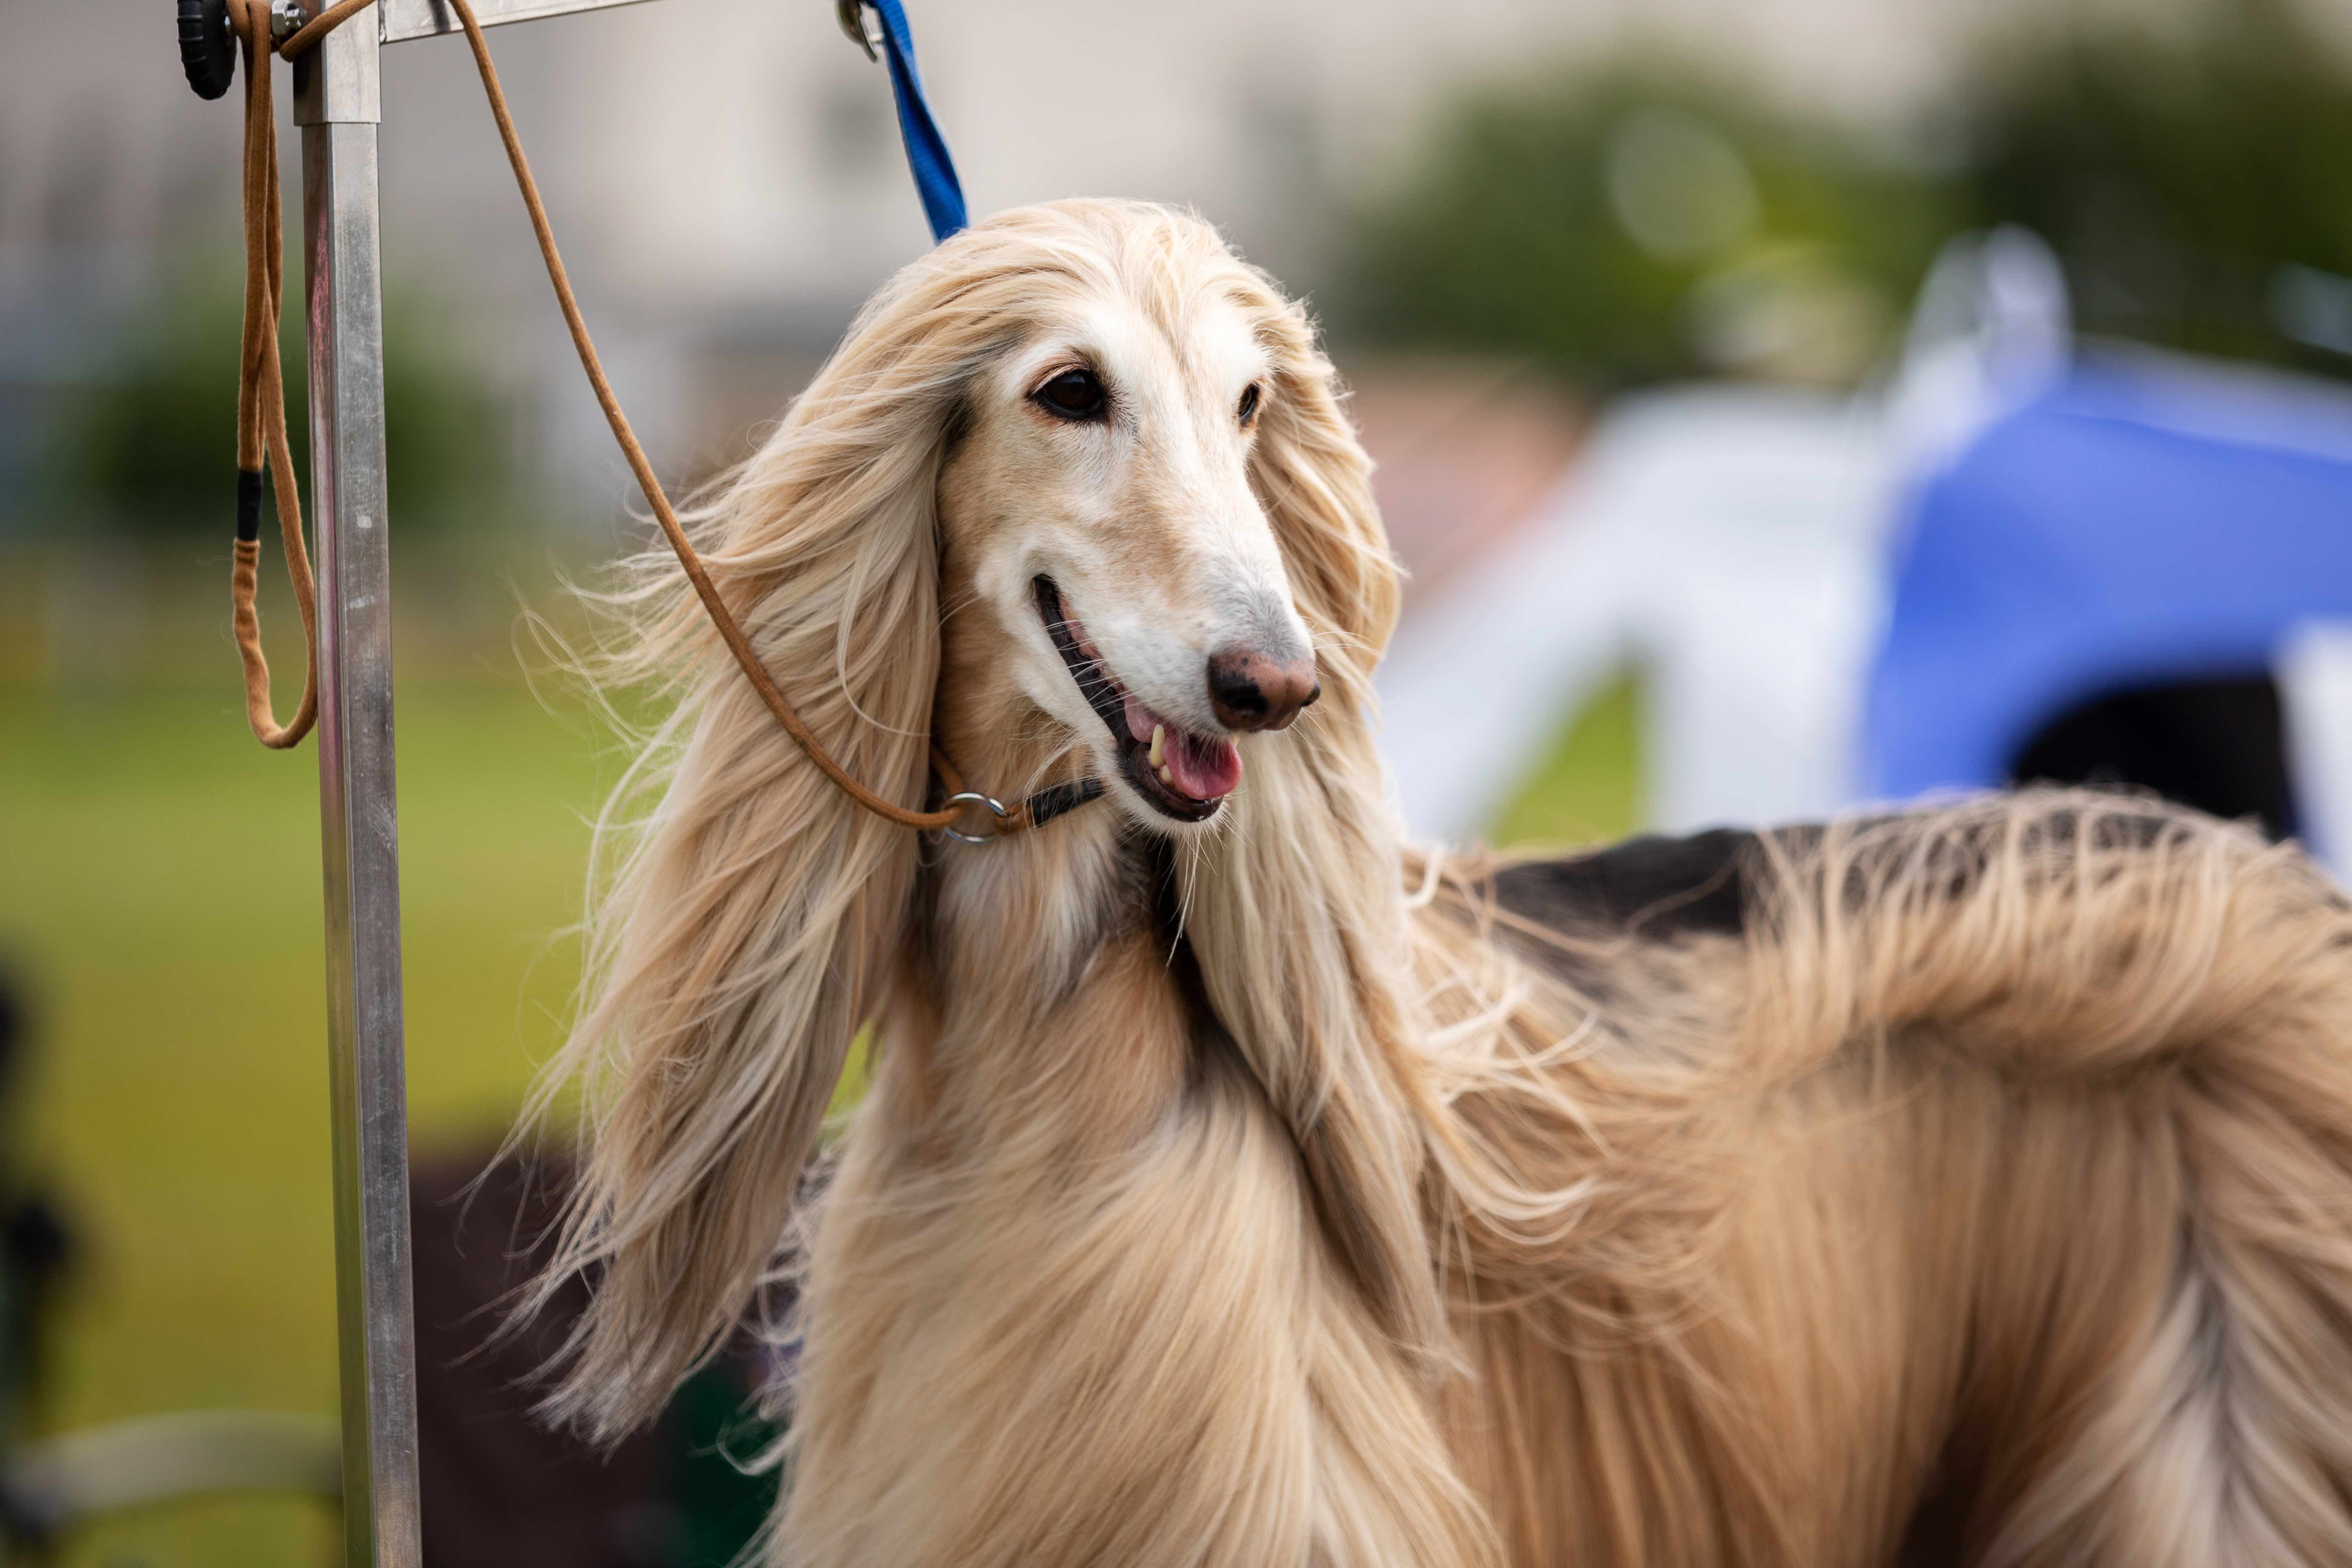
[530,200,2352,1566]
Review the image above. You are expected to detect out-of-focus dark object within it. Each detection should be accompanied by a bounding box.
[0,968,341,1560]
[2012,676,2295,839]
[175,0,237,100]
[0,987,777,1561]
[0,971,72,1459]
[411,1154,779,1568]
[413,1154,666,1568]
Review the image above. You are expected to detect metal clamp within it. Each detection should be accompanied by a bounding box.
[834,0,880,61]
[938,790,1010,846]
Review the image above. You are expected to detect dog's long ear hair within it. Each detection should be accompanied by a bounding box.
[523,242,1026,1439]
[1176,253,1448,1358]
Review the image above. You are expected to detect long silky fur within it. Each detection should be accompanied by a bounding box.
[532,199,2352,1566]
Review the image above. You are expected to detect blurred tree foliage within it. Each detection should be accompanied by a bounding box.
[54,261,512,537]
[1967,0,2352,371]
[1339,69,1955,386]
[1340,0,2352,387]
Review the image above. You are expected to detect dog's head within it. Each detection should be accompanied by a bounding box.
[934,224,1325,827]
[537,201,1407,1436]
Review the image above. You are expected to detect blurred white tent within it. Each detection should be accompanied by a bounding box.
[1380,227,2352,887]
[1376,384,1886,839]
[1375,228,2070,842]
[2281,626,2352,877]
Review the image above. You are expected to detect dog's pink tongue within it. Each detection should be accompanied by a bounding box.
[1122,695,1243,801]
[1166,727,1242,800]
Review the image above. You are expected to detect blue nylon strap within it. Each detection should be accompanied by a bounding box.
[862,0,967,242]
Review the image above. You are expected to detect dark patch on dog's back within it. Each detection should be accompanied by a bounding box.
[1486,797,2232,961]
[1494,828,1759,941]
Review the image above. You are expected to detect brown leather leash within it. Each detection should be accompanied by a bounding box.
[215,0,1100,839]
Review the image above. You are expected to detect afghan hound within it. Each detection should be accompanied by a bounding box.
[524,198,2352,1566]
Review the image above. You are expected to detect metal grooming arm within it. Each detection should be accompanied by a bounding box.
[281,1,651,1562]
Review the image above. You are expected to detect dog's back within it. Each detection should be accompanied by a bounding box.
[1444,790,2352,1567]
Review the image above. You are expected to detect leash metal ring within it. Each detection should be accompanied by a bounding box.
[939,789,1010,846]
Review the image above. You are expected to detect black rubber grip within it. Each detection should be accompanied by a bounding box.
[179,0,237,101]
[236,467,265,543]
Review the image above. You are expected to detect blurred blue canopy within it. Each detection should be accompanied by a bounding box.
[1865,358,2352,798]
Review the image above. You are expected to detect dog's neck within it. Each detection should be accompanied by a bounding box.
[891,587,1189,1110]
[925,682,1180,970]
[904,597,1446,1354]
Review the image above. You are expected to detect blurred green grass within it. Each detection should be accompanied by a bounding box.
[0,675,616,1566]
[0,635,1635,1566]
[1488,671,1645,852]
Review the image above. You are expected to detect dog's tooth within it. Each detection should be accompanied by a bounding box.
[1148,724,1165,769]
[1158,764,1173,785]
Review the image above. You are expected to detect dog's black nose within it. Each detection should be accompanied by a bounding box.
[1206,647,1320,732]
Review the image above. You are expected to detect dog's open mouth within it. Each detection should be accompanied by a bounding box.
[1035,577,1239,823]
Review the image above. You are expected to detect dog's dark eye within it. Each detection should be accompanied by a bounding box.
[1237,382,1262,426]
[1035,367,1108,422]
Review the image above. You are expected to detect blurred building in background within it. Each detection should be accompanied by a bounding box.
[15,0,2351,721]
[11,0,2312,535]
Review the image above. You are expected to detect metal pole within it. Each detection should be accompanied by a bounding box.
[293,9,423,1566]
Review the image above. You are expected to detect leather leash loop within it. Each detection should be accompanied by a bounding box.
[224,0,318,749]
[206,0,1095,840]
